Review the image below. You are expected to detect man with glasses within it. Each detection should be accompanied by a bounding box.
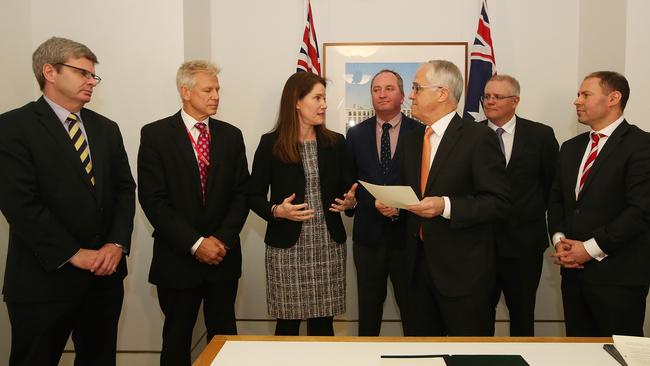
[0,37,136,365]
[376,60,509,336]
[480,75,559,336]
[345,70,419,336]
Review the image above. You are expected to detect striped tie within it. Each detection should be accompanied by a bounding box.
[577,132,605,195]
[66,113,95,186]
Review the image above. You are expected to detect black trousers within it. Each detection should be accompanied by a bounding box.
[403,247,493,336]
[157,279,238,366]
[275,317,334,336]
[353,238,407,336]
[561,273,648,337]
[6,278,124,366]
[491,252,543,336]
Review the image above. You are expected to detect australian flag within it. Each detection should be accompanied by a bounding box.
[463,0,496,121]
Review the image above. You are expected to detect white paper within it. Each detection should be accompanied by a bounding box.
[380,356,447,365]
[613,335,650,366]
[358,180,420,209]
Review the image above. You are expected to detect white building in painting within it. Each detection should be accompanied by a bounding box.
[346,104,415,132]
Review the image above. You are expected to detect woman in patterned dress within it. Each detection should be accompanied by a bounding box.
[248,72,357,336]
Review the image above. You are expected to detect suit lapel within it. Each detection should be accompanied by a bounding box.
[578,121,629,200]
[425,115,462,194]
[169,113,203,204]
[567,133,589,201]
[35,97,96,196]
[363,118,382,177]
[205,119,225,200]
[508,117,526,172]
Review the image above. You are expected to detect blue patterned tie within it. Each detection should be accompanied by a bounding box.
[380,123,391,176]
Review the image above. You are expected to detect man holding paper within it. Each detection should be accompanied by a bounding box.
[377,60,510,336]
[346,70,419,336]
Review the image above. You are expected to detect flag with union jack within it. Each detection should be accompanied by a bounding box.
[296,0,321,75]
[463,0,496,121]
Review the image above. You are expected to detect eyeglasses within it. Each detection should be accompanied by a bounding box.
[480,94,516,103]
[55,63,102,84]
[411,83,442,94]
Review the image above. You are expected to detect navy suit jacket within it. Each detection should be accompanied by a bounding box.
[0,97,136,302]
[346,113,420,246]
[138,112,250,288]
[548,120,650,286]
[481,116,559,257]
[400,114,510,297]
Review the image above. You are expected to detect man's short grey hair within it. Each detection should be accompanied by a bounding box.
[32,37,98,91]
[486,74,521,96]
[425,60,464,104]
[176,60,221,91]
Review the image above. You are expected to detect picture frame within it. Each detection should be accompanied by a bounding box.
[323,42,468,134]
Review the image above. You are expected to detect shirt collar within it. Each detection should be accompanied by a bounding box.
[429,110,456,137]
[376,113,402,129]
[181,109,210,131]
[593,115,624,137]
[43,95,82,124]
[487,114,516,134]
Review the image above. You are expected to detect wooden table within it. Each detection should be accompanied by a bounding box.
[194,335,613,366]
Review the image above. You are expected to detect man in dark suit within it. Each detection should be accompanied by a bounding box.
[377,60,510,336]
[480,75,559,336]
[138,60,249,365]
[0,37,136,366]
[549,71,650,337]
[346,69,419,336]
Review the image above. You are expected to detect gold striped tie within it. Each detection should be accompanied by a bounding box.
[66,113,95,185]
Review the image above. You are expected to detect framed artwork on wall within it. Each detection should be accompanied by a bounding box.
[323,42,468,134]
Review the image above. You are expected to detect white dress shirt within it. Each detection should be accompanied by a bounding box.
[181,109,212,255]
[487,115,516,165]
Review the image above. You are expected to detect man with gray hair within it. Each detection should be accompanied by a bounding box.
[480,74,559,336]
[138,60,249,365]
[376,60,510,336]
[0,36,136,365]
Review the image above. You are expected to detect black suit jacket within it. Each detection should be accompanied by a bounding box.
[547,120,650,286]
[346,114,420,246]
[248,130,354,248]
[400,114,510,297]
[138,112,249,289]
[0,97,136,303]
[481,116,559,256]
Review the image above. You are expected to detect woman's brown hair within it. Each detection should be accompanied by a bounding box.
[272,72,336,163]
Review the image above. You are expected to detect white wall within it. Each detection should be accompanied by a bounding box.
[1,0,649,364]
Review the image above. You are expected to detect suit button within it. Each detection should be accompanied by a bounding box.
[574,209,580,214]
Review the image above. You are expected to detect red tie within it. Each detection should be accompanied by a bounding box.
[194,122,211,201]
[578,132,605,194]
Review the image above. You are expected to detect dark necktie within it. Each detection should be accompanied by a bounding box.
[195,122,211,201]
[380,122,392,176]
[495,127,506,155]
[66,113,95,185]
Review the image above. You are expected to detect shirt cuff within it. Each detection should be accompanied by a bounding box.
[441,196,451,219]
[190,237,205,255]
[583,238,608,261]
[59,249,79,268]
[552,232,565,247]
